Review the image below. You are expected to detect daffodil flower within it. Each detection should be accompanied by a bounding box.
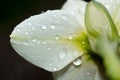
[9,0,120,80]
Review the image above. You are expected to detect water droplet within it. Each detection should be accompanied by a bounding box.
[61,15,68,21]
[70,11,75,15]
[48,62,53,66]
[54,36,59,40]
[36,41,40,44]
[53,67,57,71]
[50,25,55,29]
[58,51,66,60]
[73,58,82,66]
[86,72,90,76]
[68,35,73,40]
[42,41,47,45]
[16,29,20,32]
[53,14,57,17]
[11,39,16,43]
[47,47,51,50]
[22,42,29,46]
[28,22,32,26]
[32,39,37,43]
[41,25,47,30]
[25,31,29,35]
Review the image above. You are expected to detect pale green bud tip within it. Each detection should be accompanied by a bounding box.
[85,1,120,80]
[85,0,118,52]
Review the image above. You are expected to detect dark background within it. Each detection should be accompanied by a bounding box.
[0,0,90,80]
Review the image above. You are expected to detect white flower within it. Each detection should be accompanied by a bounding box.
[10,0,119,80]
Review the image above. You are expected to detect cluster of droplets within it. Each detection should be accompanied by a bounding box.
[25,21,57,32]
[18,13,75,43]
[61,15,68,21]
[45,46,82,71]
[16,29,20,32]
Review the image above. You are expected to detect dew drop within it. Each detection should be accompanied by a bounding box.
[11,39,16,43]
[73,58,82,66]
[28,22,32,26]
[16,29,20,32]
[58,51,66,60]
[53,67,57,71]
[36,41,40,44]
[61,15,68,21]
[22,42,29,46]
[42,41,47,45]
[25,31,29,35]
[70,11,75,15]
[50,25,56,29]
[86,72,90,76]
[54,36,59,40]
[32,39,37,43]
[41,25,47,30]
[68,35,73,40]
[53,14,57,17]
[48,62,53,66]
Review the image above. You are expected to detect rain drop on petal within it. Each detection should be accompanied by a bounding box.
[32,39,37,43]
[53,67,57,71]
[41,25,47,30]
[68,35,73,40]
[50,25,56,29]
[73,58,82,66]
[58,51,66,60]
[54,36,59,40]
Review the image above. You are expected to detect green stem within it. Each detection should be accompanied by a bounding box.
[96,38,120,80]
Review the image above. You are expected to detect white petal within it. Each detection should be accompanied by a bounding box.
[62,0,87,26]
[53,57,102,80]
[10,10,84,72]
